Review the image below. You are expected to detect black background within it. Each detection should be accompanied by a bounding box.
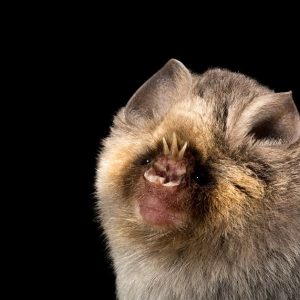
[34,20,300,299]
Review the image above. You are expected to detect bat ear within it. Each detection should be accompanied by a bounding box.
[125,59,192,126]
[229,92,300,147]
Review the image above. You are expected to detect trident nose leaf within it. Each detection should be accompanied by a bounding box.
[162,133,188,160]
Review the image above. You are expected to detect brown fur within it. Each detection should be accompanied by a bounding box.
[96,60,300,299]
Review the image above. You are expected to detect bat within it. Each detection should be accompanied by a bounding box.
[96,59,300,299]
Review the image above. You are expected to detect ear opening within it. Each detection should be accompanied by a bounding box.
[249,115,287,140]
[229,92,300,147]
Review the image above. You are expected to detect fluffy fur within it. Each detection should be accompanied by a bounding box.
[96,59,300,299]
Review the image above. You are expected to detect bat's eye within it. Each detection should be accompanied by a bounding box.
[193,171,204,182]
[192,166,210,185]
[140,158,152,165]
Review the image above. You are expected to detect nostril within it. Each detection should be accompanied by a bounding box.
[157,170,166,177]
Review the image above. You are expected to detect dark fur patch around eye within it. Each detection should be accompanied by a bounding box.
[177,147,215,188]
[134,147,160,166]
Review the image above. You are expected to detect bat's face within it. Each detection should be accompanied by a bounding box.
[126,131,214,230]
[96,60,300,252]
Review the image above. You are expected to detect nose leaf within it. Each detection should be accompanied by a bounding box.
[144,133,188,187]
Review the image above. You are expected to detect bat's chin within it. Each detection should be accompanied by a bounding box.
[138,196,186,227]
[136,180,189,228]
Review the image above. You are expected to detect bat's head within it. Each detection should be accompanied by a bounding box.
[96,59,300,254]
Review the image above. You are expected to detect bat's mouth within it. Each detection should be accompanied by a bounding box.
[138,133,189,227]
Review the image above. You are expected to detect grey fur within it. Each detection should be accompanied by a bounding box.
[96,59,300,299]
